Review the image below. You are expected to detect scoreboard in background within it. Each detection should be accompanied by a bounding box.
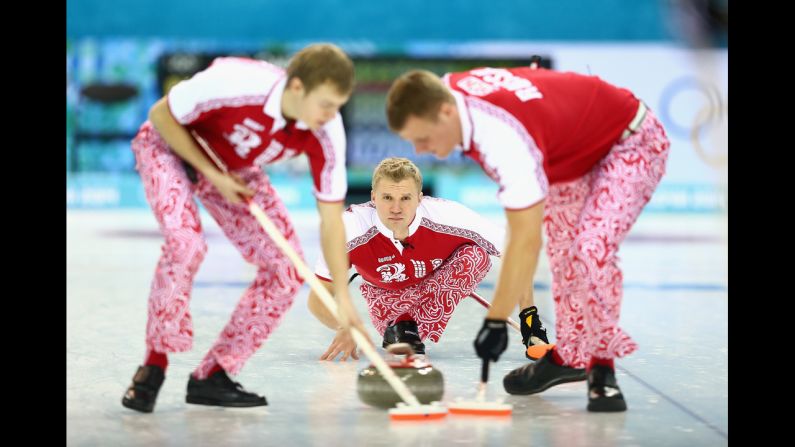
[70,40,727,214]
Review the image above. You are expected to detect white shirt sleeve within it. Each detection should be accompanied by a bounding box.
[468,99,548,209]
[422,198,505,256]
[310,113,348,202]
[167,58,280,125]
[313,209,356,280]
[447,201,505,256]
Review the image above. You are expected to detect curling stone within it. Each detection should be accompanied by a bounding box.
[357,343,444,409]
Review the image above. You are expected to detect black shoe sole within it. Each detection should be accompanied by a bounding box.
[186,395,268,407]
[121,398,155,413]
[587,398,627,412]
[504,374,586,395]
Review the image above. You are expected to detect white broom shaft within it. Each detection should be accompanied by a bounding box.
[469,292,522,332]
[246,203,423,408]
[191,131,423,408]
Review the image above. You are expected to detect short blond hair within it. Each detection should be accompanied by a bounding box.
[385,69,455,131]
[287,43,355,95]
[371,157,423,192]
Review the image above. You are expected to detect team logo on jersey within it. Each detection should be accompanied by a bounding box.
[225,118,266,158]
[376,263,408,283]
[431,259,443,270]
[411,260,427,278]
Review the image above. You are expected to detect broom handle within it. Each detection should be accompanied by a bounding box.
[190,131,424,408]
[246,202,423,407]
[469,292,522,333]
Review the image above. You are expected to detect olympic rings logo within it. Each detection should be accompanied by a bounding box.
[658,76,727,168]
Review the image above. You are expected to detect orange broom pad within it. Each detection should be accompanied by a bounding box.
[448,361,512,416]
[526,343,556,360]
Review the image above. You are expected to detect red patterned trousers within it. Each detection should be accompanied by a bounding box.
[360,244,492,343]
[544,111,670,368]
[131,122,304,378]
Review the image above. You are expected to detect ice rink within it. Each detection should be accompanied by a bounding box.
[67,208,727,446]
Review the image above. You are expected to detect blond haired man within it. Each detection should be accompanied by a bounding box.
[307,158,547,359]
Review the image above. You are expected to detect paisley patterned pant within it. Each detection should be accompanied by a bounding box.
[360,244,492,343]
[131,122,304,378]
[544,111,670,368]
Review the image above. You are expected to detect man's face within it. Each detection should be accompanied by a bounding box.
[293,80,350,130]
[371,178,422,236]
[397,103,459,159]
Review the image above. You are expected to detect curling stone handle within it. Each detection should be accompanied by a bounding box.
[349,328,423,407]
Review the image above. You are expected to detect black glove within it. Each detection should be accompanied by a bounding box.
[474,319,508,362]
[519,306,549,345]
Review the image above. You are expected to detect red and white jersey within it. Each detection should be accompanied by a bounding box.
[444,67,640,210]
[314,196,504,291]
[167,57,347,202]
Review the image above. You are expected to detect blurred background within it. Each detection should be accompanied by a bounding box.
[66,0,727,213]
[67,3,728,445]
